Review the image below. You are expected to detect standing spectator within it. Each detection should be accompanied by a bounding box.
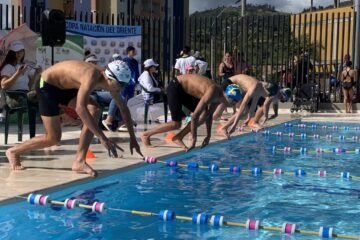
[234,52,251,75]
[193,51,208,76]
[174,46,196,76]
[341,61,355,113]
[0,40,41,138]
[293,49,313,86]
[218,52,234,84]
[122,46,140,100]
[337,54,351,80]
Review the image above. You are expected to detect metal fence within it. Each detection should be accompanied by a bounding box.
[1,5,357,103]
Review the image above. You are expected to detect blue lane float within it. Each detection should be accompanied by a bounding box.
[144,158,359,181]
[283,123,360,131]
[270,146,360,155]
[262,130,360,142]
[25,193,359,239]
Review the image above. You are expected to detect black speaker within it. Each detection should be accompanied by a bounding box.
[41,9,66,47]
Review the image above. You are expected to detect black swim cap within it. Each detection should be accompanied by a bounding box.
[266,83,279,97]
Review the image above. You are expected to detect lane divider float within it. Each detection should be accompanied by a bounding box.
[143,157,359,181]
[26,193,359,239]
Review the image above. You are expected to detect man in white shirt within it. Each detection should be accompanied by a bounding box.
[174,46,196,75]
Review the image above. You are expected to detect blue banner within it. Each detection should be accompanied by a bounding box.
[66,20,141,38]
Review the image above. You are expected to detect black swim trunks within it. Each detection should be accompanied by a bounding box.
[247,96,265,110]
[167,78,200,122]
[35,77,78,116]
[343,82,353,90]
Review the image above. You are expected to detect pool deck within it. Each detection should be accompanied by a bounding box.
[0,112,357,203]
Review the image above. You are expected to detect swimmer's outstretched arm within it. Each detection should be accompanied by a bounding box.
[110,91,143,157]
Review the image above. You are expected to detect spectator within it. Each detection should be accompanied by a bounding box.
[174,46,196,76]
[341,61,355,113]
[293,49,313,86]
[218,52,234,84]
[193,51,208,76]
[138,59,163,104]
[122,46,139,99]
[337,54,351,80]
[234,52,251,75]
[0,40,41,137]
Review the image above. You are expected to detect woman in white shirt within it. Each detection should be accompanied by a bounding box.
[138,59,163,104]
[0,40,41,138]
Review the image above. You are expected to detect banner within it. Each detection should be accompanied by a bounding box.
[36,34,84,69]
[66,20,142,67]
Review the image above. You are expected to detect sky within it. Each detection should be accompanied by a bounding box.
[190,0,337,14]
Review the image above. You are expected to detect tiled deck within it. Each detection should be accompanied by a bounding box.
[1,111,355,203]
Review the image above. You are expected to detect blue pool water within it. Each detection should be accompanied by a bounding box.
[0,120,360,239]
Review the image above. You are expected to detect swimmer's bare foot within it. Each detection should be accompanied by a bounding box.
[252,123,263,130]
[140,134,155,148]
[217,128,230,139]
[72,162,97,177]
[172,137,188,151]
[6,149,25,170]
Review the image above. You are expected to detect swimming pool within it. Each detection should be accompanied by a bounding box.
[0,120,359,239]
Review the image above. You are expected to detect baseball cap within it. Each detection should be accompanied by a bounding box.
[144,59,159,68]
[84,54,99,63]
[9,40,25,52]
[105,60,131,84]
[224,84,243,102]
[112,53,122,61]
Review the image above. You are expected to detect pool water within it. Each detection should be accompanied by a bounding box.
[0,120,359,240]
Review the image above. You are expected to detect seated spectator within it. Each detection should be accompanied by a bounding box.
[138,59,163,104]
[0,40,41,138]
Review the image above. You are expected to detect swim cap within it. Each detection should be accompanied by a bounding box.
[279,88,292,102]
[105,60,131,84]
[266,83,280,96]
[224,84,242,102]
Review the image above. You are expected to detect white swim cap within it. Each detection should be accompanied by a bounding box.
[105,60,131,84]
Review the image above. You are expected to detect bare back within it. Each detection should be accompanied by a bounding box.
[229,74,259,92]
[41,60,106,90]
[176,74,220,100]
[342,67,355,83]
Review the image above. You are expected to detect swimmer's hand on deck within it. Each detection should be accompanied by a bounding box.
[130,138,143,157]
[201,135,211,148]
[103,139,124,158]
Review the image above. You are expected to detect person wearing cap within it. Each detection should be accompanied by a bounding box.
[5,60,143,176]
[84,54,99,64]
[0,40,41,138]
[193,51,209,76]
[138,59,163,104]
[214,74,273,138]
[140,74,241,151]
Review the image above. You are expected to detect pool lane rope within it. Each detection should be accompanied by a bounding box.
[26,193,359,239]
[143,157,359,181]
[283,123,360,131]
[260,130,360,142]
[269,146,360,155]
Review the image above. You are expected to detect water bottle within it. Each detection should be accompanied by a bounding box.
[330,91,335,103]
